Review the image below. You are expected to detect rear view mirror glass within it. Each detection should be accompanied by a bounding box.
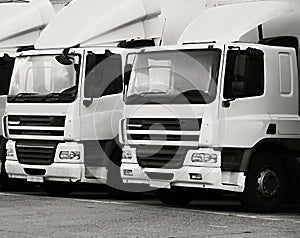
[234,54,248,78]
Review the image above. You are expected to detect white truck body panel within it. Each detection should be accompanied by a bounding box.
[35,0,162,49]
[36,0,208,50]
[178,1,292,44]
[0,0,55,49]
[157,0,206,45]
[50,0,70,13]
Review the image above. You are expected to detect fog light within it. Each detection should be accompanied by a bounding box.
[6,149,14,157]
[190,173,202,180]
[191,153,217,164]
[123,169,133,176]
[122,151,132,160]
[59,151,80,160]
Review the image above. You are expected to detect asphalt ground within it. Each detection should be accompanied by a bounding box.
[0,184,299,238]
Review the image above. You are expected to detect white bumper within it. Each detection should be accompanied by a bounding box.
[6,160,84,182]
[5,140,84,182]
[121,146,246,193]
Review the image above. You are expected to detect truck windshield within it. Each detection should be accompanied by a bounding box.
[8,54,80,103]
[126,49,221,104]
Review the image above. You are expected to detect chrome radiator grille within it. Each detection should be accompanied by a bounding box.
[127,118,201,168]
[8,115,65,139]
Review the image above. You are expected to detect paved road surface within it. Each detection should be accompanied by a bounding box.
[0,188,299,238]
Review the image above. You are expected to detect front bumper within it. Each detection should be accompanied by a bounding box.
[6,160,84,182]
[121,146,245,193]
[5,140,84,182]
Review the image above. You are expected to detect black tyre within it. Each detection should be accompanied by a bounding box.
[106,149,142,200]
[240,153,286,212]
[43,181,74,197]
[155,188,193,206]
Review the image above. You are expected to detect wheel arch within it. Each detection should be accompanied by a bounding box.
[241,139,300,203]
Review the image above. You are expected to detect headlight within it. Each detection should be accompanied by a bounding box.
[6,149,14,157]
[59,151,80,160]
[191,153,217,164]
[122,150,132,160]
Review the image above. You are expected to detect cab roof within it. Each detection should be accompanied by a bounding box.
[35,0,162,49]
[0,0,55,49]
[178,1,293,44]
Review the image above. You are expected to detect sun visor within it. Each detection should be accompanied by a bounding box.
[0,0,55,49]
[178,1,293,44]
[35,0,162,49]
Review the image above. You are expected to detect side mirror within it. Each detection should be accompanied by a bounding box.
[55,55,73,65]
[232,54,248,96]
[234,54,248,78]
[2,54,14,63]
[232,81,247,96]
[90,86,101,98]
[83,75,102,107]
[55,48,73,65]
[124,64,133,86]
[83,87,100,107]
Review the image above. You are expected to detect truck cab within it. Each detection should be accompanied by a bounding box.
[5,47,126,185]
[0,0,55,185]
[120,1,300,211]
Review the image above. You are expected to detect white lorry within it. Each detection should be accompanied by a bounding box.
[120,0,300,211]
[0,0,56,185]
[4,0,207,195]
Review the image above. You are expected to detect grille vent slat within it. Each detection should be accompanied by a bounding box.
[8,115,65,138]
[8,115,65,127]
[128,134,199,142]
[127,118,202,131]
[16,140,57,165]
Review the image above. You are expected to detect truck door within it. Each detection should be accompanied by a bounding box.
[218,46,269,148]
[80,49,124,179]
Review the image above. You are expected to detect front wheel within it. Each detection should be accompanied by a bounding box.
[155,188,193,206]
[240,153,286,212]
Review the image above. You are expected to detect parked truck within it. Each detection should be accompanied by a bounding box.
[0,0,56,186]
[4,0,207,196]
[120,0,300,212]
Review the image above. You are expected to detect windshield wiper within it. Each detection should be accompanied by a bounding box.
[163,90,214,104]
[8,93,38,102]
[40,86,77,102]
[40,92,61,102]
[181,90,210,96]
[0,0,29,3]
[126,91,168,104]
